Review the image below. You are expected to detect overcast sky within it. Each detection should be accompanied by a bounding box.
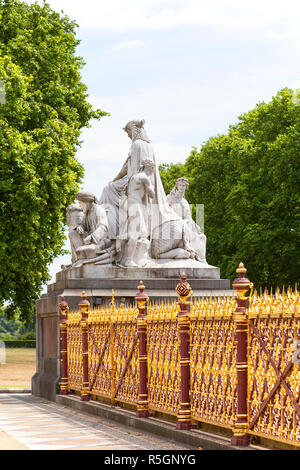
[30,0,300,288]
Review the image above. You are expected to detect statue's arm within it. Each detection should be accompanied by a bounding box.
[166,189,176,206]
[182,199,193,220]
[83,206,109,245]
[76,223,86,235]
[113,156,129,182]
[142,175,155,199]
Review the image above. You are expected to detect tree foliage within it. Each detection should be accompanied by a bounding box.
[159,162,186,195]
[159,88,300,289]
[0,305,35,340]
[0,0,108,322]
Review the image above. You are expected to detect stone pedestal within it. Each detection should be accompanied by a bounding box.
[32,259,233,401]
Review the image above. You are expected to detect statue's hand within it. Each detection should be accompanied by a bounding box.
[83,235,92,245]
[98,239,106,250]
[147,188,155,199]
[77,225,84,235]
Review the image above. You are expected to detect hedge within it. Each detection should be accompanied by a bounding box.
[0,340,36,348]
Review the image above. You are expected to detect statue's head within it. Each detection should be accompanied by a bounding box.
[139,159,155,176]
[175,177,189,194]
[76,191,98,213]
[66,204,83,226]
[123,119,150,143]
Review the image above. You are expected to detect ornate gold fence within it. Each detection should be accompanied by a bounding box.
[147,302,180,416]
[248,289,300,445]
[190,296,237,428]
[59,265,300,448]
[67,300,139,406]
[66,311,82,393]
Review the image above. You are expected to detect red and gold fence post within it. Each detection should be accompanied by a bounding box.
[59,296,69,395]
[176,273,192,430]
[231,262,252,446]
[79,291,91,401]
[135,281,149,418]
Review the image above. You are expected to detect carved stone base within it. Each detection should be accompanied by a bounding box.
[31,358,60,402]
[57,258,221,283]
[50,259,232,309]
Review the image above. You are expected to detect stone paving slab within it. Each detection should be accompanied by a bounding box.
[0,394,196,451]
[0,387,31,393]
[0,429,28,450]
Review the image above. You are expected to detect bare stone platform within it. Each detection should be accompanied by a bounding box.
[32,259,233,402]
[47,259,231,305]
[56,258,221,281]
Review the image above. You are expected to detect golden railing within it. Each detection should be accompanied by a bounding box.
[247,287,300,445]
[60,271,300,448]
[190,296,238,428]
[67,301,139,406]
[66,310,82,393]
[147,301,180,416]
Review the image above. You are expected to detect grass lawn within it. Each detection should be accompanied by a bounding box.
[0,348,36,388]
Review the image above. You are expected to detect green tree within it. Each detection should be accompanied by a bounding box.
[159,88,300,289]
[0,0,108,323]
[0,305,35,340]
[159,162,186,195]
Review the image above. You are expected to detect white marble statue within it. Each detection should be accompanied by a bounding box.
[67,119,208,268]
[102,119,197,265]
[66,203,84,264]
[67,191,115,265]
[119,159,155,267]
[167,177,206,263]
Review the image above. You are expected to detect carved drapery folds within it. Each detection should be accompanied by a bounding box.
[66,120,207,268]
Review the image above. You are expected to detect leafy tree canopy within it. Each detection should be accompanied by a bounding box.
[159,88,300,289]
[0,0,108,323]
[0,304,35,339]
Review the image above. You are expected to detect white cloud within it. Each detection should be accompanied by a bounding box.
[76,133,191,196]
[266,28,300,51]
[30,0,300,46]
[152,141,190,165]
[74,63,290,197]
[108,40,145,52]
[31,0,300,288]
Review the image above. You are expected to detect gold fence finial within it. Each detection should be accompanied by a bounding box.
[233,262,253,301]
[236,262,247,276]
[59,295,68,313]
[78,291,90,318]
[138,280,145,293]
[176,272,192,299]
[136,280,148,317]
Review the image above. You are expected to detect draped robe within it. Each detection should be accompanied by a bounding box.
[99,138,180,248]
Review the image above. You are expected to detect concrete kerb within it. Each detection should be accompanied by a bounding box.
[0,387,31,393]
[56,394,265,451]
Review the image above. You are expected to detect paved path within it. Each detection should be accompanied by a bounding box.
[0,394,196,450]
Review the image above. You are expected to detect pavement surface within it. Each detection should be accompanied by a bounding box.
[0,394,197,451]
